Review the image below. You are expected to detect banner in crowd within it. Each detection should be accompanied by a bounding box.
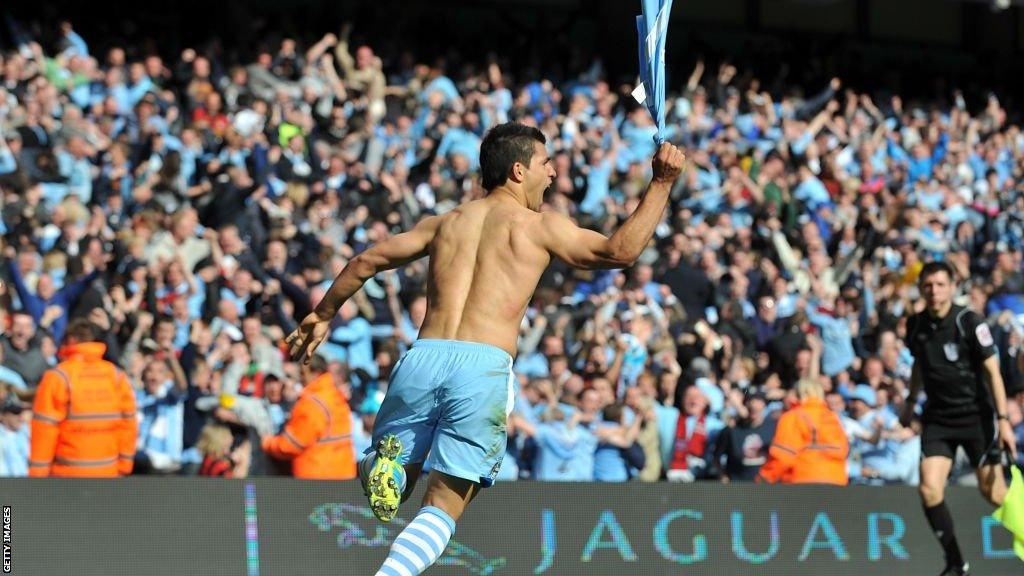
[1,479,1019,575]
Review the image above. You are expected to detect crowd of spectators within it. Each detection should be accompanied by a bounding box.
[1,19,1024,483]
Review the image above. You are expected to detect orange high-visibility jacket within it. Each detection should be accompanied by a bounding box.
[262,373,355,479]
[30,342,138,477]
[757,396,849,485]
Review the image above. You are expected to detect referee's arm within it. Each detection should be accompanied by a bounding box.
[900,363,923,427]
[981,355,1018,461]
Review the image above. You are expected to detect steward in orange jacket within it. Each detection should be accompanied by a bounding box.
[262,355,355,479]
[757,379,849,485]
[30,319,138,477]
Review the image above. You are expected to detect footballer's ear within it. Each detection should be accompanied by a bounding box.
[509,161,527,184]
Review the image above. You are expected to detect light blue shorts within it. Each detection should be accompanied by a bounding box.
[370,339,516,487]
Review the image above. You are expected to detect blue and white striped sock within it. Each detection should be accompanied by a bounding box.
[375,506,455,576]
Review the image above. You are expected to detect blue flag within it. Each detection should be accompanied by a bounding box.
[633,0,674,144]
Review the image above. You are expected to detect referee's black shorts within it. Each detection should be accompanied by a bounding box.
[921,415,1001,468]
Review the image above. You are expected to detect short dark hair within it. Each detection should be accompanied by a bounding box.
[919,261,955,284]
[603,403,625,424]
[65,318,99,344]
[479,122,546,191]
[788,310,808,330]
[307,354,328,375]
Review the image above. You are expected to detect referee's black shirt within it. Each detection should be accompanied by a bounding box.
[906,304,997,427]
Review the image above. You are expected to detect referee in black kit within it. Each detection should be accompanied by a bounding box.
[901,261,1018,576]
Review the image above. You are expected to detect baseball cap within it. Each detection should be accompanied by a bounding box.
[264,368,286,382]
[689,357,713,378]
[743,386,767,403]
[850,384,877,408]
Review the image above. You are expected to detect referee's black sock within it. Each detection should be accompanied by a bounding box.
[924,501,965,568]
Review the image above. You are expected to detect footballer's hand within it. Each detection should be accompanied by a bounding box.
[286,312,333,365]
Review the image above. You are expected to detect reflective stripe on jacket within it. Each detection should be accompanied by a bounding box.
[30,342,138,477]
[757,397,849,485]
[262,373,355,479]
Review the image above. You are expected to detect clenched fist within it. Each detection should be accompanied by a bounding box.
[652,143,687,184]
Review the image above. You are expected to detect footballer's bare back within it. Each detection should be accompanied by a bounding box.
[417,197,553,357]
